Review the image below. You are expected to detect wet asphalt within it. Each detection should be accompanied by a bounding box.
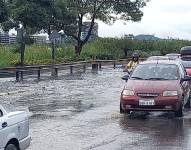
[0,67,191,150]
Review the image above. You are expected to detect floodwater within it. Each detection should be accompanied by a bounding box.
[1,67,191,150]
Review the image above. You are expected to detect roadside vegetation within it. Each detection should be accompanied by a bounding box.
[0,0,157,68]
[0,38,191,68]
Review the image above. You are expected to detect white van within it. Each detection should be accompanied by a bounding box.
[0,104,31,150]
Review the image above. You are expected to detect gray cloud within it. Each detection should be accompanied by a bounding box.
[98,0,191,40]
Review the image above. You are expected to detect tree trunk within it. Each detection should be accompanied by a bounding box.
[124,48,130,57]
[48,26,51,36]
[82,14,95,45]
[20,42,25,66]
[75,44,83,56]
[74,13,96,56]
[74,14,84,56]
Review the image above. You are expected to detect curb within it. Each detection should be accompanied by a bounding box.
[0,92,8,96]
[0,90,25,96]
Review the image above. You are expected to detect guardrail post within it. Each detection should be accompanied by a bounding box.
[70,66,73,74]
[20,71,23,81]
[37,67,41,80]
[51,68,58,77]
[113,61,116,69]
[16,71,19,82]
[55,68,58,76]
[99,63,102,69]
[92,64,98,70]
[83,63,86,72]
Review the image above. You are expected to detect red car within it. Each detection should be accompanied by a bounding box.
[120,60,191,117]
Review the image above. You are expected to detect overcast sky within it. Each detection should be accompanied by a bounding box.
[98,0,191,40]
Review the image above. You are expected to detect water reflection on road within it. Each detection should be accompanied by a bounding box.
[0,68,191,150]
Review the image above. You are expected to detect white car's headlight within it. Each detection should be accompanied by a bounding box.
[122,89,135,96]
[163,91,178,97]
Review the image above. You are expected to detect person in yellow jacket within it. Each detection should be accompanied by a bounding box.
[123,52,140,73]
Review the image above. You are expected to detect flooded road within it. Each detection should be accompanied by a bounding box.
[1,68,191,150]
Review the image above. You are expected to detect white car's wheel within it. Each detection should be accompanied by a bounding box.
[5,144,18,150]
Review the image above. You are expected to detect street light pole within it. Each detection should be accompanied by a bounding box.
[52,38,56,64]
[17,27,26,81]
[17,27,25,66]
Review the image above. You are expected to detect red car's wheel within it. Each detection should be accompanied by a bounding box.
[120,103,125,114]
[175,105,183,117]
[120,103,130,114]
[185,97,191,108]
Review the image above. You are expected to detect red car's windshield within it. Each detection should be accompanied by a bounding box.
[131,64,180,80]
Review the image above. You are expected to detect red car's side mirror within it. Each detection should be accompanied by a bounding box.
[122,75,129,81]
[181,76,191,82]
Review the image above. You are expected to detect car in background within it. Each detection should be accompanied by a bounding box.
[178,57,191,76]
[120,60,191,117]
[147,56,169,61]
[0,104,31,150]
[180,46,191,56]
[165,53,180,60]
[178,46,191,76]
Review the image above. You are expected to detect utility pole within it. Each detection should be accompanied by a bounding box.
[52,38,56,65]
[17,27,26,80]
[49,30,61,77]
[17,27,26,66]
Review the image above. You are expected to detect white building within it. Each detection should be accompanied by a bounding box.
[30,35,47,44]
[0,32,17,44]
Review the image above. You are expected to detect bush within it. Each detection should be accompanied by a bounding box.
[57,45,76,61]
[81,38,124,60]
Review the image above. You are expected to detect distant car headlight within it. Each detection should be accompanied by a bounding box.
[122,89,135,96]
[163,91,178,97]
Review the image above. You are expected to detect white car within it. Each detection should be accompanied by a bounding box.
[0,104,31,150]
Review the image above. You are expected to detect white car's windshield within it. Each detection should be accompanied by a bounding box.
[131,64,179,80]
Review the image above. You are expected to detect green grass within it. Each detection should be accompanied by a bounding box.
[0,38,191,68]
[0,45,19,68]
[80,38,124,60]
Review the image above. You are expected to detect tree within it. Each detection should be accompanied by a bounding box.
[0,0,8,23]
[1,0,75,66]
[3,0,55,65]
[61,0,149,55]
[5,0,55,34]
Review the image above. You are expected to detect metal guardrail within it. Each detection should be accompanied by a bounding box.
[0,58,146,81]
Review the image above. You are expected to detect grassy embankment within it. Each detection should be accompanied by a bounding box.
[0,38,191,68]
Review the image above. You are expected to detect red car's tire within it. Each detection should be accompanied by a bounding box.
[185,97,191,108]
[120,103,125,114]
[120,103,130,114]
[175,105,183,117]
